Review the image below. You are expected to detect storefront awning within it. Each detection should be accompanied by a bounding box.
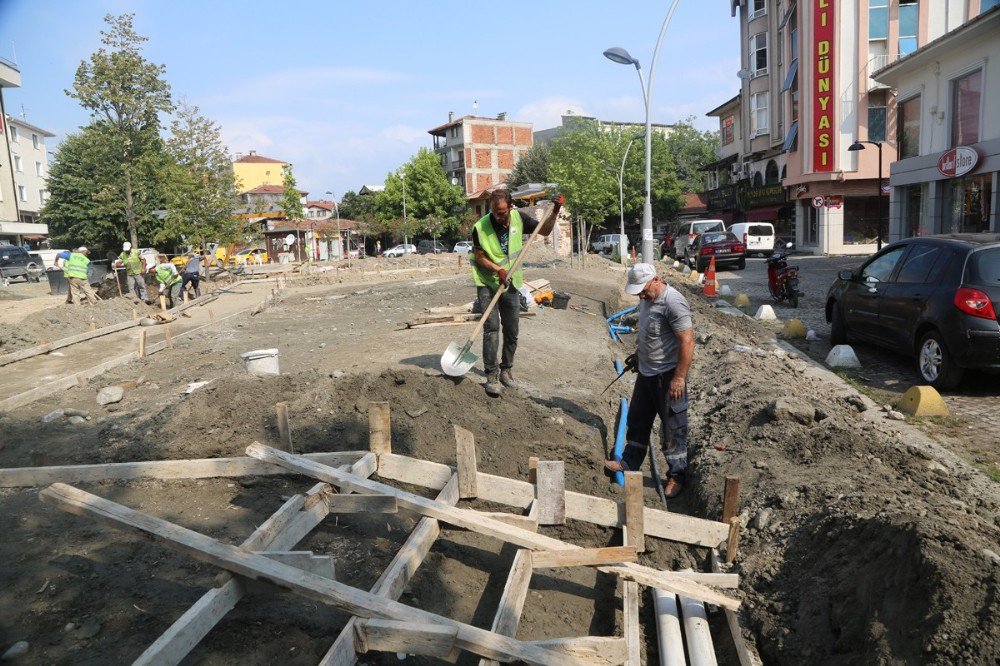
[746,205,786,221]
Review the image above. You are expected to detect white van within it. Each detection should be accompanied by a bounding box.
[671,219,727,259]
[728,222,776,256]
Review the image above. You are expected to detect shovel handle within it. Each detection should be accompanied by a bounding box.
[463,203,552,345]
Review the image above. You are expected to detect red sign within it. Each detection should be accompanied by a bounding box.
[937,146,980,178]
[812,0,835,172]
[824,195,843,208]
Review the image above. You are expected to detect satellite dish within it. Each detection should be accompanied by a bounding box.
[451,177,459,185]
[737,68,753,80]
[285,234,296,245]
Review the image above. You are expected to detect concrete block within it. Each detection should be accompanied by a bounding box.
[754,304,777,320]
[718,284,732,296]
[734,294,751,310]
[896,385,949,417]
[806,329,819,341]
[825,344,861,368]
[672,260,681,269]
[782,319,807,338]
[689,270,700,283]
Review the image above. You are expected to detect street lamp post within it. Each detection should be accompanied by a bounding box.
[401,170,408,247]
[848,140,885,250]
[604,0,681,264]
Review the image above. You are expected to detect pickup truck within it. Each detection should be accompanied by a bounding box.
[0,245,44,282]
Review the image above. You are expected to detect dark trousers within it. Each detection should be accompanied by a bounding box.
[182,272,200,298]
[620,368,690,481]
[477,286,520,374]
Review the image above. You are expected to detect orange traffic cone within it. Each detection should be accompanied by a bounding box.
[703,256,718,297]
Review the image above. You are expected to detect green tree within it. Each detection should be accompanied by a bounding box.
[548,126,618,227]
[337,189,374,221]
[66,13,173,247]
[664,117,720,193]
[279,165,303,223]
[374,148,466,238]
[158,101,237,249]
[506,142,550,190]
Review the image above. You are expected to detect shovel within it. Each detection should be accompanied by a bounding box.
[440,203,552,376]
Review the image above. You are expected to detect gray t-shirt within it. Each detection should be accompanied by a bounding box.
[637,284,693,376]
[184,255,201,274]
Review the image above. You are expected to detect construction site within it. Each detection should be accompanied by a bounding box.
[1,245,998,665]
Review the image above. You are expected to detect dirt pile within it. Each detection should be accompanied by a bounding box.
[0,298,159,354]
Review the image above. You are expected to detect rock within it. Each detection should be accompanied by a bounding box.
[330,370,346,379]
[888,410,906,421]
[68,415,86,426]
[982,549,1000,565]
[63,408,89,418]
[318,342,326,348]
[423,368,442,377]
[767,396,817,425]
[752,508,773,531]
[708,386,719,396]
[405,407,427,418]
[1,642,28,660]
[96,386,124,406]
[41,408,65,423]
[63,623,75,632]
[77,619,101,639]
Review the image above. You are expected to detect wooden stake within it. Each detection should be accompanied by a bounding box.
[209,308,216,329]
[183,291,189,303]
[76,374,86,388]
[138,329,147,358]
[89,321,97,332]
[132,309,138,320]
[454,425,478,499]
[368,402,391,454]
[163,325,173,349]
[275,402,293,452]
[722,475,740,524]
[726,517,740,564]
[624,471,645,553]
[528,456,538,485]
[535,461,565,526]
[159,295,167,311]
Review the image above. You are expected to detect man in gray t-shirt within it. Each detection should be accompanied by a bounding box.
[605,263,695,498]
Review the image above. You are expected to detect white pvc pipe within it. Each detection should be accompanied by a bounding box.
[679,588,718,666]
[652,588,686,666]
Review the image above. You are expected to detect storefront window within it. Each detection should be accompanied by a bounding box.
[843,196,882,245]
[945,175,993,233]
[903,184,923,238]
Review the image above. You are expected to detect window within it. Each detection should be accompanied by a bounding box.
[750,33,768,76]
[981,0,1000,14]
[898,95,920,159]
[903,184,923,237]
[39,189,46,205]
[844,196,883,245]
[750,0,766,19]
[9,126,17,142]
[896,245,942,284]
[721,115,735,145]
[862,246,906,283]
[35,161,43,177]
[945,175,992,233]
[18,185,27,202]
[13,155,21,172]
[31,134,39,150]
[750,92,769,135]
[951,69,982,146]
[898,1,918,55]
[869,0,888,39]
[868,106,887,142]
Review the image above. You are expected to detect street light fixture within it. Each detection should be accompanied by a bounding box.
[603,0,681,264]
[401,169,408,247]
[847,140,885,250]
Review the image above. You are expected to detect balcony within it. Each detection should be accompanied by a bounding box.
[0,55,21,88]
[867,53,900,90]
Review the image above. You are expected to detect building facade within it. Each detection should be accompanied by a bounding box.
[233,151,289,194]
[533,112,675,146]
[7,116,55,226]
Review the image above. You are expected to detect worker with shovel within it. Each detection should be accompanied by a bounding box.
[605,264,695,499]
[470,190,562,396]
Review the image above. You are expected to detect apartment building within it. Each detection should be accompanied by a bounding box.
[533,112,675,146]
[704,0,987,254]
[7,116,55,226]
[233,151,289,194]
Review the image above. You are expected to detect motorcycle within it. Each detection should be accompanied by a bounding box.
[766,242,802,308]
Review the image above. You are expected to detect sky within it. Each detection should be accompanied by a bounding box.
[0,0,741,200]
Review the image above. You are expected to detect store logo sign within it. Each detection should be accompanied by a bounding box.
[812,0,836,172]
[937,147,979,178]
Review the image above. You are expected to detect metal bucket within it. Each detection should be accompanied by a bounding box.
[240,348,280,376]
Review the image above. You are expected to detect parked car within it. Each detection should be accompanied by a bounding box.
[453,240,473,253]
[417,240,447,254]
[729,222,776,257]
[591,234,626,255]
[383,244,416,258]
[232,248,269,265]
[0,244,43,282]
[825,234,1000,390]
[671,219,727,259]
[684,232,747,272]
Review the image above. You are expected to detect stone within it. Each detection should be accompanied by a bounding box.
[1,642,28,660]
[982,549,1000,565]
[888,410,906,421]
[77,619,101,639]
[825,344,861,368]
[708,386,719,396]
[331,370,346,379]
[41,408,65,423]
[68,416,86,426]
[96,386,124,406]
[896,385,950,417]
[752,508,773,531]
[754,304,777,320]
[805,329,819,341]
[767,396,817,425]
[422,368,442,377]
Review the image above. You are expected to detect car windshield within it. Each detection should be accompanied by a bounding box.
[693,221,724,234]
[967,247,1000,285]
[702,232,736,244]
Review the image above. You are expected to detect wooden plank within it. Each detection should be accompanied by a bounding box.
[325,494,398,514]
[455,425,478,499]
[478,512,538,532]
[0,351,139,413]
[726,517,740,564]
[623,581,641,666]
[624,472,645,554]
[355,619,458,658]
[0,451,365,488]
[711,550,761,666]
[275,402,293,452]
[527,638,627,666]
[531,546,637,569]
[377,453,729,548]
[138,329,147,358]
[0,318,141,368]
[369,402,391,455]
[248,445,740,610]
[320,476,461,666]
[41,483,575,666]
[528,456,539,485]
[722,476,740,524]
[259,551,336,579]
[535,461,565,526]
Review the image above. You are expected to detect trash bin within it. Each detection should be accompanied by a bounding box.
[551,291,571,310]
[87,260,109,287]
[46,268,69,295]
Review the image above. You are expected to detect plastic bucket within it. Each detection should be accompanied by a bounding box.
[551,291,571,310]
[240,348,280,376]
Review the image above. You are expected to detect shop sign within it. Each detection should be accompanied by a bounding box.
[812,0,836,172]
[811,195,843,208]
[706,184,737,210]
[937,146,979,178]
[738,183,787,209]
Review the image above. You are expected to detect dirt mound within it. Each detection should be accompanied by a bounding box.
[0,298,158,354]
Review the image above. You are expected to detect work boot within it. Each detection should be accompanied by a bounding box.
[499,368,517,388]
[663,477,684,499]
[485,370,503,397]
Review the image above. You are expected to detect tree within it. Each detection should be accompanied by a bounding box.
[506,143,550,190]
[664,117,720,193]
[66,13,173,247]
[374,148,466,239]
[337,190,374,221]
[279,165,303,223]
[548,126,618,227]
[158,101,238,249]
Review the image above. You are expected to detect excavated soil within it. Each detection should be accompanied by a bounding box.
[0,261,997,664]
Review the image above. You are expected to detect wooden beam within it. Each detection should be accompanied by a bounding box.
[536,461,565,525]
[355,619,458,658]
[726,517,740,564]
[455,425,478,499]
[624,472,645,554]
[0,318,141,368]
[722,476,740,524]
[528,456,539,485]
[369,402,391,455]
[711,550,762,666]
[376,453,730,548]
[247,444,740,610]
[0,451,366,488]
[531,546,638,569]
[623,581,641,666]
[259,551,336,579]
[528,637,627,666]
[138,329,147,358]
[320,476,461,666]
[275,402,293,452]
[0,351,140,412]
[477,512,538,532]
[325,494,398,514]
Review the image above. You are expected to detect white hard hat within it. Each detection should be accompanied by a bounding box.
[76,246,89,253]
[123,241,132,251]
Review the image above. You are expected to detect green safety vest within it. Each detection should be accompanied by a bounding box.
[155,264,180,286]
[119,250,143,275]
[472,209,524,290]
[63,252,89,280]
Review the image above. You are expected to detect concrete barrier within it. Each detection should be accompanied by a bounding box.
[897,386,950,416]
[782,319,807,338]
[734,294,750,310]
[754,304,777,320]
[825,344,861,368]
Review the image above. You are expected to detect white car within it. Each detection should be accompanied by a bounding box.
[453,240,473,253]
[383,244,416,258]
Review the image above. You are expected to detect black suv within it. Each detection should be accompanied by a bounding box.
[826,234,1000,390]
[0,245,43,282]
[416,240,446,254]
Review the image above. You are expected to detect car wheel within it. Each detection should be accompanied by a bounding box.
[918,330,964,391]
[829,302,847,345]
[736,257,746,270]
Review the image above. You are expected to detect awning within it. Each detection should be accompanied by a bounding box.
[782,59,798,92]
[745,205,786,221]
[782,120,799,152]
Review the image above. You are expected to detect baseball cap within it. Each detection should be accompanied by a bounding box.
[624,263,657,295]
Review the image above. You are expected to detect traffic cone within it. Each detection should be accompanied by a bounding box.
[703,256,718,297]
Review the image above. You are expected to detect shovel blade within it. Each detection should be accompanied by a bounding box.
[441,341,478,376]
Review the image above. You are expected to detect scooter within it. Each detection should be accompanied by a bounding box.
[766,242,802,308]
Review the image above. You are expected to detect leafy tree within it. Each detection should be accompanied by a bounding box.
[337,189,374,221]
[506,143,550,191]
[66,13,173,247]
[279,165,303,223]
[374,148,466,238]
[158,101,237,249]
[548,126,618,227]
[664,117,720,193]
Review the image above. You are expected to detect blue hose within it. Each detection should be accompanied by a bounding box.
[610,359,628,487]
[609,325,633,333]
[606,305,638,323]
